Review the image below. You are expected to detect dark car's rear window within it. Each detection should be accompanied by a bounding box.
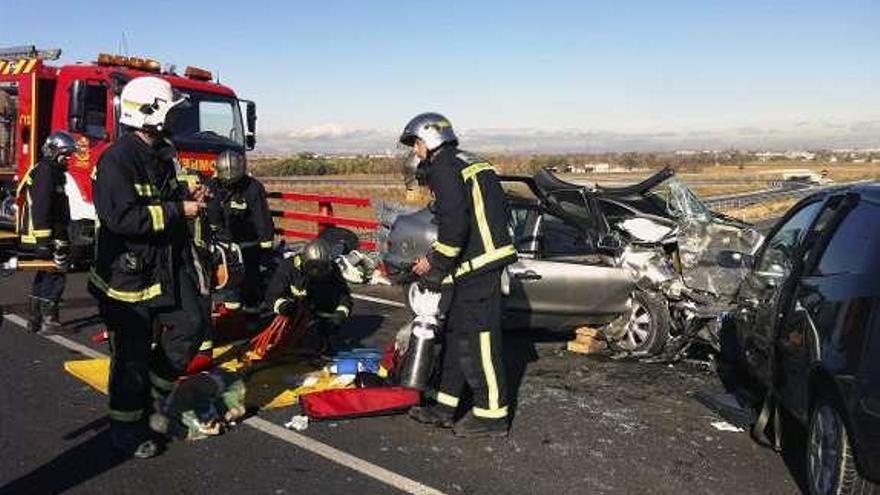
[815,201,880,276]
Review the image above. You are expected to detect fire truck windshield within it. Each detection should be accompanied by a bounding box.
[166,90,245,149]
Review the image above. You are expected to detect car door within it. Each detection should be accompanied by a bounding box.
[737,199,825,387]
[774,194,858,417]
[506,211,632,329]
[795,197,880,432]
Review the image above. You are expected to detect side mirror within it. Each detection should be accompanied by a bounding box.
[243,100,257,150]
[68,80,86,132]
[755,263,786,287]
[717,250,755,269]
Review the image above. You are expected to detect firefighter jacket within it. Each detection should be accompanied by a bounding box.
[206,176,274,249]
[265,254,352,319]
[425,145,517,285]
[17,158,70,252]
[89,134,191,306]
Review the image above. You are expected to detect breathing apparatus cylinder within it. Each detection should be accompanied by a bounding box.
[398,284,442,390]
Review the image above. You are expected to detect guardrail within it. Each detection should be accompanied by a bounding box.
[267,191,380,250]
[704,183,820,210]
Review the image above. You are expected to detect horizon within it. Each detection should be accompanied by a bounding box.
[4,0,879,153]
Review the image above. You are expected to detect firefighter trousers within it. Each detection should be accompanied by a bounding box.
[32,271,66,302]
[436,270,508,420]
[100,268,210,424]
[240,246,265,308]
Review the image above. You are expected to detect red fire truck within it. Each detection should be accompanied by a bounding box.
[0,45,256,258]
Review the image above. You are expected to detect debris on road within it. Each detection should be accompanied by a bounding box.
[284,414,310,431]
[566,326,607,355]
[710,421,744,433]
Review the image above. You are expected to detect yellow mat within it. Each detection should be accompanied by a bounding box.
[63,345,352,410]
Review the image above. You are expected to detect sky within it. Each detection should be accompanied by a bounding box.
[2,0,879,153]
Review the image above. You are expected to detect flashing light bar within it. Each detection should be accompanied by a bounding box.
[96,53,161,73]
[184,66,212,81]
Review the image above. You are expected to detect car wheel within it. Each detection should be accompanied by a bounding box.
[615,290,671,356]
[807,394,878,495]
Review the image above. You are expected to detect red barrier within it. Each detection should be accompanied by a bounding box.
[267,191,379,251]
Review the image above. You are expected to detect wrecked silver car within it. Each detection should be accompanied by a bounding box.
[382,167,763,359]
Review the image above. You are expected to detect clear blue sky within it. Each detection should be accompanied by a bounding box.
[3,0,879,140]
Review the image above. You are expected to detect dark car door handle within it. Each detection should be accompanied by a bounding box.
[511,270,542,281]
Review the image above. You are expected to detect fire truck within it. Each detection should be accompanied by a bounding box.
[0,45,257,262]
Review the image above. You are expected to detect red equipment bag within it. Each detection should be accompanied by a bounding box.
[300,387,420,420]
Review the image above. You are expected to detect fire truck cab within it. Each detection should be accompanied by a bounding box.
[0,45,256,257]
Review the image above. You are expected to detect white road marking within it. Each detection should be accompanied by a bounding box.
[5,313,107,359]
[2,312,446,495]
[244,417,446,495]
[352,293,407,309]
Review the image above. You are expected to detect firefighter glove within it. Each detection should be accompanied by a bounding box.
[275,298,298,317]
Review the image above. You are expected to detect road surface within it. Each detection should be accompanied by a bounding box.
[0,272,806,494]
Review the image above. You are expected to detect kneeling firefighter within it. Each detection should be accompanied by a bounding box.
[206,150,274,310]
[265,239,353,352]
[89,76,211,458]
[17,132,76,332]
[401,113,517,437]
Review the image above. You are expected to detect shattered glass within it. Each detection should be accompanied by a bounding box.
[678,219,763,297]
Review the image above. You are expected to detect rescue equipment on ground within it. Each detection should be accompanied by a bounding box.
[246,308,310,363]
[398,284,442,390]
[300,386,421,421]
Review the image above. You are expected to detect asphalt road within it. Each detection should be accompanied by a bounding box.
[0,272,805,494]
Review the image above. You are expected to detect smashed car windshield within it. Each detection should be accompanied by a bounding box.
[646,177,712,221]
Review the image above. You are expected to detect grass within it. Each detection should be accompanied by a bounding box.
[718,197,801,222]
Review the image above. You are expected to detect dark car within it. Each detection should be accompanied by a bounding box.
[729,184,880,494]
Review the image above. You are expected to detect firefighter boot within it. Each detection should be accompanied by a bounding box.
[452,412,508,438]
[409,404,455,428]
[27,297,42,333]
[110,421,162,459]
[39,300,62,333]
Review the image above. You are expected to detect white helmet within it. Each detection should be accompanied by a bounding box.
[119,76,187,132]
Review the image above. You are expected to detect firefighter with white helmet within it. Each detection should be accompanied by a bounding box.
[89,76,210,458]
[18,131,76,332]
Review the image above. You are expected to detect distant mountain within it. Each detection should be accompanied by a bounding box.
[252,119,880,155]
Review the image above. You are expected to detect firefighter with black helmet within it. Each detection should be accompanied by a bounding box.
[401,112,517,437]
[264,239,353,352]
[18,131,76,332]
[206,150,274,310]
[89,76,211,458]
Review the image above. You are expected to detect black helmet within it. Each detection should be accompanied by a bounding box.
[42,131,77,163]
[399,112,458,151]
[301,239,333,280]
[214,150,247,185]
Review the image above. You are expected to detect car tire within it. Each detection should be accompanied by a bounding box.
[614,290,671,356]
[807,393,878,495]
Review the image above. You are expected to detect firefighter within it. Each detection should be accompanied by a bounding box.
[89,76,210,458]
[206,150,274,310]
[401,113,517,437]
[264,239,352,352]
[18,131,75,332]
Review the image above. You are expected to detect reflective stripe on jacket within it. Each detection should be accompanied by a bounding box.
[17,158,70,248]
[89,134,187,305]
[425,146,517,284]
